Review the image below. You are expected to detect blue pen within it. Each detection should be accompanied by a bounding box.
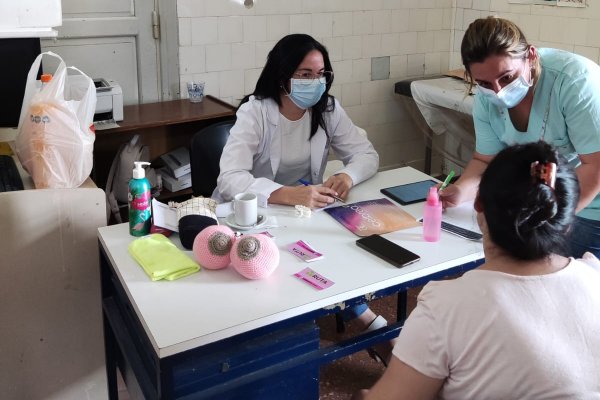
[297,179,311,186]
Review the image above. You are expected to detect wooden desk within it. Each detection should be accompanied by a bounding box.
[93,96,236,196]
[98,167,484,399]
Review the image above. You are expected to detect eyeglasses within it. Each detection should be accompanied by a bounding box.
[291,71,334,84]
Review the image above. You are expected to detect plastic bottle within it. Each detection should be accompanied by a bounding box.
[423,186,442,242]
[128,161,152,236]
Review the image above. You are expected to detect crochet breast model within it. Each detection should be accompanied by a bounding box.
[192,225,235,270]
[230,234,279,279]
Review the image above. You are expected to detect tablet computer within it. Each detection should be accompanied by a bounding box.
[380,179,438,205]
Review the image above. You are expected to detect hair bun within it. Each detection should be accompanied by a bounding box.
[231,234,279,279]
[192,225,236,270]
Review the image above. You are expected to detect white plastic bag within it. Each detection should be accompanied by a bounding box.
[16,51,97,188]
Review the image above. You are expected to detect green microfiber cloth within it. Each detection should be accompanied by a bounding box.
[128,233,200,281]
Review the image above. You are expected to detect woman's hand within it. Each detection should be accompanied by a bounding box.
[269,185,339,208]
[323,173,353,200]
[438,183,464,209]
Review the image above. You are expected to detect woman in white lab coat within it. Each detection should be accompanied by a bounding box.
[214,34,391,364]
[214,33,379,209]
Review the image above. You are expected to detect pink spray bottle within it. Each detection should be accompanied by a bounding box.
[423,186,442,242]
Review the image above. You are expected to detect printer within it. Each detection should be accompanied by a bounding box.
[93,78,124,122]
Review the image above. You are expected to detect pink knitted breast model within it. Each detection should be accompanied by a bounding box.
[231,234,279,279]
[192,225,236,270]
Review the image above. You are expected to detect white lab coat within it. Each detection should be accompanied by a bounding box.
[214,96,379,207]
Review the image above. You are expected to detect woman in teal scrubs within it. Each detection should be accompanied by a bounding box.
[440,16,600,258]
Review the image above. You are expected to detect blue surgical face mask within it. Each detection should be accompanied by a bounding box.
[287,78,326,109]
[476,68,532,109]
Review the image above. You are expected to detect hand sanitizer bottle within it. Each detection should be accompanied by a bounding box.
[129,161,152,236]
[423,187,442,242]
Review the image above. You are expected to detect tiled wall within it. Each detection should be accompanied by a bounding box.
[177,0,600,172]
[177,0,454,172]
[451,0,600,68]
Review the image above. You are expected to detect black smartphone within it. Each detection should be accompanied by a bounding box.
[356,234,421,268]
[380,179,438,205]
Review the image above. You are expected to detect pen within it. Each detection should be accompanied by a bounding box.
[297,179,345,203]
[439,170,456,191]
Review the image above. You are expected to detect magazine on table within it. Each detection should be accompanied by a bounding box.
[324,198,420,237]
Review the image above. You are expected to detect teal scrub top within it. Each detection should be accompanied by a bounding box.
[474,48,600,221]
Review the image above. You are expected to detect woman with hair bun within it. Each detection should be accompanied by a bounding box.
[354,142,600,399]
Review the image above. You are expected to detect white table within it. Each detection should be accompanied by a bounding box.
[98,167,484,399]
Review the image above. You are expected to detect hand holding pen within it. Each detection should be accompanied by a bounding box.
[298,179,346,204]
[437,170,463,209]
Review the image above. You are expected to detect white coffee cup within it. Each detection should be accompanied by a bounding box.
[233,192,258,226]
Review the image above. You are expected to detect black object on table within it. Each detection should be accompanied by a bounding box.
[0,155,24,192]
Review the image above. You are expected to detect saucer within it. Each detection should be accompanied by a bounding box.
[225,213,267,231]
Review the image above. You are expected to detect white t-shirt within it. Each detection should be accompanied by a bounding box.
[393,257,600,400]
[274,111,311,186]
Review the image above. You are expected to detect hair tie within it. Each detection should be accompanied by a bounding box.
[530,161,556,190]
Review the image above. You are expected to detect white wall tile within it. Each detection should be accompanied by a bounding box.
[344,104,370,129]
[353,11,374,35]
[290,14,313,34]
[363,0,384,11]
[333,12,353,37]
[218,17,243,43]
[341,82,362,107]
[332,60,353,84]
[244,68,262,94]
[382,33,401,56]
[574,46,599,64]
[255,41,276,67]
[390,55,407,79]
[312,13,334,38]
[177,0,205,17]
[266,15,290,41]
[391,10,409,33]
[407,53,425,76]
[191,17,218,45]
[206,44,231,71]
[373,10,392,34]
[433,30,451,52]
[398,32,418,54]
[352,58,372,81]
[205,0,236,17]
[231,43,256,69]
[219,70,245,100]
[408,9,428,32]
[472,0,490,11]
[343,36,363,59]
[243,16,267,42]
[426,9,444,31]
[456,0,473,8]
[179,46,205,74]
[424,52,442,75]
[362,35,383,58]
[323,37,344,61]
[344,0,365,12]
[179,18,191,46]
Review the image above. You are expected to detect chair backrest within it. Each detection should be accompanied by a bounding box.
[190,120,235,197]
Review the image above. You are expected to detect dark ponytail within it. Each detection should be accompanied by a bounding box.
[478,142,579,260]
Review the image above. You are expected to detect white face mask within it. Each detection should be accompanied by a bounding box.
[476,64,533,109]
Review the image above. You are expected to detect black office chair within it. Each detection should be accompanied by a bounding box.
[190,120,235,197]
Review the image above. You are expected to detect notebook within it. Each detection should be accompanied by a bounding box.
[324,198,420,236]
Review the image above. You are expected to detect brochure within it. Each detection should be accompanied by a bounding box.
[324,198,420,236]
